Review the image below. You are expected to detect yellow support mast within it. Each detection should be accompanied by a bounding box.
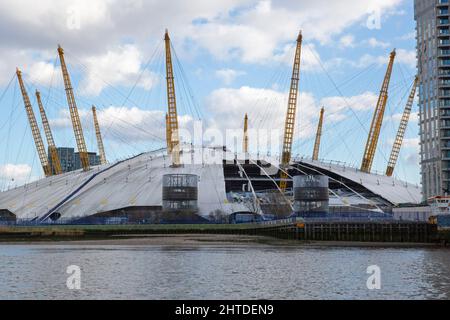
[165,113,172,152]
[360,49,396,173]
[164,30,181,167]
[280,31,303,192]
[57,45,90,171]
[243,113,249,154]
[312,107,325,161]
[16,68,52,177]
[92,106,107,165]
[35,90,63,175]
[386,76,419,177]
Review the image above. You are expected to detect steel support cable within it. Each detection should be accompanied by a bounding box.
[287,164,382,213]
[254,66,290,131]
[372,77,415,168]
[230,57,288,134]
[29,77,170,150]
[108,124,162,157]
[295,70,380,155]
[257,65,293,132]
[107,126,151,155]
[291,56,379,154]
[64,43,163,108]
[306,43,376,134]
[138,49,165,123]
[293,160,384,212]
[104,112,165,142]
[325,63,380,98]
[0,95,21,190]
[19,141,36,209]
[288,162,367,211]
[172,55,197,122]
[248,159,294,210]
[296,54,411,167]
[2,79,18,187]
[304,44,387,163]
[63,43,166,137]
[0,73,15,106]
[131,48,165,115]
[317,79,407,163]
[43,55,59,110]
[171,44,203,120]
[316,76,415,161]
[235,160,262,214]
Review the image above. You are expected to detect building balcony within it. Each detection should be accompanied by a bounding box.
[438,8,449,17]
[439,39,450,47]
[440,61,450,67]
[439,28,450,36]
[438,17,450,26]
[439,72,450,78]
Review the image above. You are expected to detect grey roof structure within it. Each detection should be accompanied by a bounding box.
[0,147,422,221]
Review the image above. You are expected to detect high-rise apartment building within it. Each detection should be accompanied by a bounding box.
[415,0,450,199]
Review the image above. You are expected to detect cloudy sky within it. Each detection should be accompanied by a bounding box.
[0,0,419,188]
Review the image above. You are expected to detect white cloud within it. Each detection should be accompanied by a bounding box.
[186,0,403,62]
[205,86,380,142]
[0,49,59,87]
[205,86,316,138]
[274,42,322,71]
[0,0,406,88]
[398,32,416,41]
[366,37,390,48]
[27,61,61,87]
[351,48,415,69]
[339,35,356,48]
[50,106,194,143]
[395,49,416,69]
[80,45,160,96]
[402,138,420,149]
[321,91,379,121]
[388,112,419,123]
[215,69,246,85]
[0,164,32,182]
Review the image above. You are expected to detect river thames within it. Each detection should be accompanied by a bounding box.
[0,236,449,300]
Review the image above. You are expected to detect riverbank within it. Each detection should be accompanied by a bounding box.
[0,223,446,246]
[0,233,446,248]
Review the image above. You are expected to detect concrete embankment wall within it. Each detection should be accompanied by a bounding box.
[0,221,441,244]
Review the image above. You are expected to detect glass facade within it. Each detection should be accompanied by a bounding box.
[48,147,101,173]
[415,0,450,198]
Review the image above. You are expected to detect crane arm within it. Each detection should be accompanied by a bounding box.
[312,107,325,161]
[280,31,303,192]
[92,106,107,165]
[57,45,90,171]
[16,69,52,177]
[360,49,396,173]
[36,90,62,175]
[164,30,181,167]
[386,76,419,176]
